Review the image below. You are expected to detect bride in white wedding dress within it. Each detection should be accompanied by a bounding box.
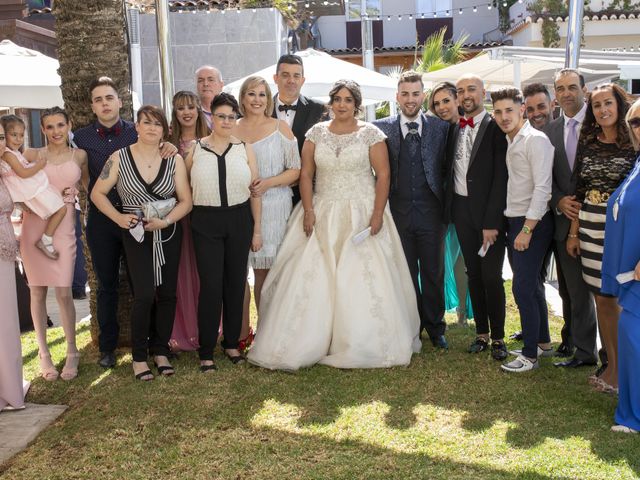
[248,80,421,371]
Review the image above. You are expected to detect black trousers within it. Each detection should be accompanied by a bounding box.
[390,204,446,339]
[122,223,182,362]
[86,205,126,353]
[453,194,506,340]
[191,203,253,360]
[546,242,573,347]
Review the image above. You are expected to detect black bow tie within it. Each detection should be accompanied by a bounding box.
[278,104,297,113]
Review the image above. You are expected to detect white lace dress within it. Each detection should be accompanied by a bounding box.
[248,122,421,370]
[249,125,300,269]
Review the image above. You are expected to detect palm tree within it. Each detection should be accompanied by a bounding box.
[414,27,468,73]
[53,0,134,347]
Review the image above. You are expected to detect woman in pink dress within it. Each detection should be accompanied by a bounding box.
[0,124,28,411]
[168,91,209,352]
[20,108,89,381]
[0,115,67,259]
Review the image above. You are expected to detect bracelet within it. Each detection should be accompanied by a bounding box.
[568,234,578,238]
[304,209,314,214]
[165,217,172,227]
[253,233,262,236]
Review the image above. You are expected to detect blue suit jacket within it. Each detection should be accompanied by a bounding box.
[373,112,449,204]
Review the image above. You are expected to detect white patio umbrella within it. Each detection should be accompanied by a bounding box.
[224,48,397,106]
[0,40,64,109]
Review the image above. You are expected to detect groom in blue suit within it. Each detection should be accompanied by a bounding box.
[374,71,450,348]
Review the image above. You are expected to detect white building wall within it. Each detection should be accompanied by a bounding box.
[452,0,500,43]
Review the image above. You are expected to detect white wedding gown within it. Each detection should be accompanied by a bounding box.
[248,122,421,371]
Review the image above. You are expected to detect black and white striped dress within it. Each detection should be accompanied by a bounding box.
[116,146,177,285]
[576,140,636,294]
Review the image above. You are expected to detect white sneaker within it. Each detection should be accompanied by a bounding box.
[501,355,539,373]
[611,425,638,434]
[508,346,555,358]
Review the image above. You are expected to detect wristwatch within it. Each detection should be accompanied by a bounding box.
[522,225,532,235]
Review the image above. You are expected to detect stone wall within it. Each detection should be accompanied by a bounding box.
[139,8,287,106]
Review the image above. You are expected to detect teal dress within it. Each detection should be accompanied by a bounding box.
[444,224,473,318]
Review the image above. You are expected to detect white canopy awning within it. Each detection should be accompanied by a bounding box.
[225,48,397,106]
[421,47,638,91]
[0,40,64,109]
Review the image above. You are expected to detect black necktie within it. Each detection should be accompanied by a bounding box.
[278,104,297,113]
[404,122,420,157]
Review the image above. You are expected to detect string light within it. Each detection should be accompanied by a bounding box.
[168,1,511,19]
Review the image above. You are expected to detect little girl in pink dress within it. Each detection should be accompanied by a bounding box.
[0,115,66,259]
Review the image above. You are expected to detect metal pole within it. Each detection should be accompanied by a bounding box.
[564,0,584,68]
[361,0,376,120]
[155,0,175,119]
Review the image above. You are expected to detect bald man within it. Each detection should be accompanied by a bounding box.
[195,65,224,129]
[444,74,508,360]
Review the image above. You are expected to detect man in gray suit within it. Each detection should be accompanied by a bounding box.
[543,68,598,368]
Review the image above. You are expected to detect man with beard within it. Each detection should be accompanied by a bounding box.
[195,65,224,129]
[523,83,553,130]
[445,74,508,360]
[374,71,450,348]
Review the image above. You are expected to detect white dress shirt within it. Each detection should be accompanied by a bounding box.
[453,110,487,196]
[275,97,299,128]
[400,112,422,138]
[504,121,554,220]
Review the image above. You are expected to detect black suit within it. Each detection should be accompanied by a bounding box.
[445,114,508,340]
[272,94,325,205]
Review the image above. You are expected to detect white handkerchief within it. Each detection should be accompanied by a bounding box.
[352,227,371,245]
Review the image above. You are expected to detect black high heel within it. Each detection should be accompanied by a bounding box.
[153,356,175,376]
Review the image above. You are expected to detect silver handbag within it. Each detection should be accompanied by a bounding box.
[141,197,176,220]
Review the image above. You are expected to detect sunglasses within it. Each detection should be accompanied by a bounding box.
[628,117,640,129]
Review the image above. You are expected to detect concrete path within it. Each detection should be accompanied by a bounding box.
[0,403,67,465]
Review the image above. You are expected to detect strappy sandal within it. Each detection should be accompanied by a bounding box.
[35,239,59,260]
[61,352,81,381]
[39,353,59,381]
[199,362,218,373]
[594,378,618,395]
[134,369,154,381]
[153,356,175,377]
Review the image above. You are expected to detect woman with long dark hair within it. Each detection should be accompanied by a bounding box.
[566,83,636,393]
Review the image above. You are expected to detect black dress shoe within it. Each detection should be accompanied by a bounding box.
[72,289,87,300]
[554,343,575,358]
[509,331,523,341]
[99,351,116,369]
[430,335,449,350]
[553,357,597,368]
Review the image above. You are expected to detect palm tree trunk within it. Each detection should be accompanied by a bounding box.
[54,0,134,347]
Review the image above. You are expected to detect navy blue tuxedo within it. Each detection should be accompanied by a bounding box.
[374,113,449,339]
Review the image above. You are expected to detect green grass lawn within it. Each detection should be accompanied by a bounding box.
[2,284,640,480]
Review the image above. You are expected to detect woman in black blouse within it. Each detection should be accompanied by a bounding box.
[566,84,635,392]
[91,105,193,381]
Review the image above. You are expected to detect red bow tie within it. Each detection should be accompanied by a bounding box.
[97,124,122,139]
[459,117,475,129]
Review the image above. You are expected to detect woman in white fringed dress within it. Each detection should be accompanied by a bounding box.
[248,80,421,371]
